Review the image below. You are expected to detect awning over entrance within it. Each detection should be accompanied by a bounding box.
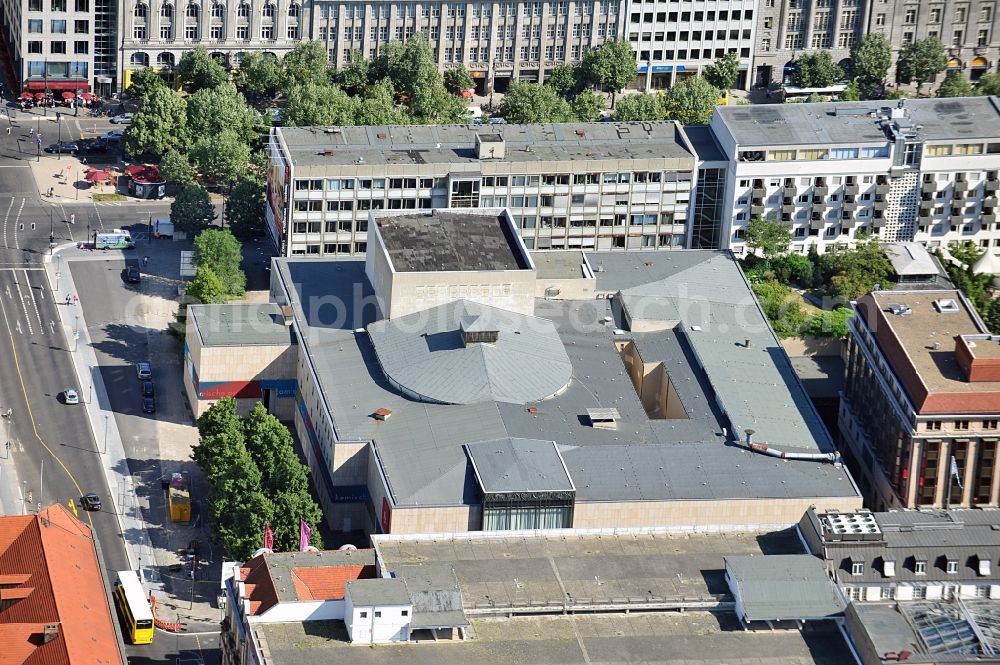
[25,81,90,92]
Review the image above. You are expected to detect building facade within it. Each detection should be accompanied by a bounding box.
[626,0,758,91]
[706,97,1000,256]
[753,0,1000,90]
[799,506,1000,603]
[267,122,697,258]
[841,289,1000,511]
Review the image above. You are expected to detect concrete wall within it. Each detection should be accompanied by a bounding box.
[534,276,597,300]
[344,593,411,644]
[388,504,482,535]
[385,268,537,319]
[252,599,345,623]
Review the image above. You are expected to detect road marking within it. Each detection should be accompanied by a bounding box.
[2,197,12,250]
[68,498,78,516]
[12,274,33,335]
[0,282,93,527]
[13,198,24,251]
[91,203,105,232]
[23,270,43,330]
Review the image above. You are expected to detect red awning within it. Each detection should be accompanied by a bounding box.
[25,81,90,92]
[124,164,164,184]
[81,92,95,101]
[18,92,32,100]
[33,93,46,99]
[85,169,111,182]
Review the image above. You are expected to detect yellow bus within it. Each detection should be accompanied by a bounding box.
[113,571,154,645]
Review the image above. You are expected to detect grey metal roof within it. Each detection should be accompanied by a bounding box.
[683,124,727,162]
[530,250,592,280]
[882,242,943,277]
[274,251,858,509]
[276,122,696,169]
[725,554,844,622]
[375,211,526,273]
[714,97,1000,148]
[189,303,295,347]
[367,300,573,405]
[465,438,574,494]
[394,564,468,629]
[346,578,411,607]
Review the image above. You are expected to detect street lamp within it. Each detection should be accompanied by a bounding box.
[102,413,108,454]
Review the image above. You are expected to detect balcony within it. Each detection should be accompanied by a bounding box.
[983,213,997,224]
[810,217,826,231]
[812,200,828,213]
[751,205,765,215]
[954,189,967,201]
[873,199,888,211]
[843,200,858,212]
[951,213,966,225]
[984,196,997,208]
[956,172,968,183]
[844,183,859,195]
[987,179,999,193]
[922,181,937,194]
[780,212,793,223]
[814,184,829,196]
[875,183,890,195]
[781,203,796,214]
[783,181,798,195]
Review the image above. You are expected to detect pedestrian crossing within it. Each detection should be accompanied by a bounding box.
[0,268,61,338]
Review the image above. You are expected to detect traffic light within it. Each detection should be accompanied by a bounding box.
[49,233,54,244]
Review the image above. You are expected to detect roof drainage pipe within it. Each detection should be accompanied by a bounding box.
[739,430,841,463]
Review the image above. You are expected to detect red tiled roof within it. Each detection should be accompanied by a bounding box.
[290,565,374,602]
[239,556,280,616]
[0,504,124,665]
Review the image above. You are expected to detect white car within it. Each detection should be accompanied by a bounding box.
[110,113,133,125]
[64,388,79,405]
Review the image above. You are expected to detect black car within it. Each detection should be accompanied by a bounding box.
[125,264,140,283]
[142,380,154,397]
[44,142,79,154]
[142,396,156,413]
[79,139,111,155]
[80,493,102,511]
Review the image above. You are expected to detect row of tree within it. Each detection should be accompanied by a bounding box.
[194,399,325,559]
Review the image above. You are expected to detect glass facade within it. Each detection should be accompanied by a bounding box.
[690,167,726,249]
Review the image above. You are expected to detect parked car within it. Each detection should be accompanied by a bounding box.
[125,264,140,283]
[142,380,154,397]
[102,130,124,141]
[63,388,79,405]
[110,113,133,124]
[135,362,151,379]
[80,493,102,511]
[79,139,111,154]
[142,396,156,413]
[44,142,79,154]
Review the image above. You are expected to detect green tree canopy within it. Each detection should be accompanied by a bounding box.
[158,150,196,186]
[186,265,229,305]
[662,77,719,125]
[744,216,792,261]
[546,63,581,98]
[977,72,1000,96]
[186,82,259,145]
[791,52,844,88]
[612,92,664,121]
[190,129,252,185]
[284,82,356,126]
[941,241,993,309]
[283,40,332,89]
[841,80,861,101]
[193,228,246,297]
[936,70,974,98]
[703,52,740,91]
[581,39,638,106]
[225,178,266,241]
[896,36,947,93]
[354,78,410,125]
[124,86,190,157]
[374,33,440,97]
[499,82,575,123]
[233,52,285,99]
[125,68,168,106]
[443,64,475,93]
[178,47,229,91]
[984,298,1000,334]
[850,33,892,98]
[171,183,216,236]
[817,238,895,301]
[337,49,371,95]
[570,88,607,121]
[409,77,467,124]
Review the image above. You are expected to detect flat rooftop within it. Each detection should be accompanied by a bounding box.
[859,291,1000,396]
[275,122,696,169]
[375,211,526,272]
[189,303,295,347]
[530,250,592,280]
[375,529,803,610]
[257,613,852,665]
[715,96,1000,147]
[273,250,857,509]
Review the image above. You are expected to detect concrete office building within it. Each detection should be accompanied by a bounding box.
[266,122,697,258]
[753,0,1000,90]
[706,97,1000,256]
[627,0,758,91]
[841,289,1000,511]
[188,209,861,536]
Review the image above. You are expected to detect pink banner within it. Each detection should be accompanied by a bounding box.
[299,519,311,552]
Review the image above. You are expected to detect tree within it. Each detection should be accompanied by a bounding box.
[283,40,332,89]
[984,298,1000,334]
[744,216,792,261]
[612,92,664,121]
[546,63,580,98]
[124,86,189,157]
[581,39,638,107]
[499,82,575,123]
[337,50,371,95]
[375,33,439,97]
[977,72,1000,96]
[186,266,229,304]
[125,68,167,106]
[187,82,259,145]
[171,183,216,236]
[284,82,356,126]
[193,228,246,297]
[662,77,719,125]
[840,80,861,101]
[190,130,252,185]
[233,52,285,99]
[752,280,806,338]
[178,47,229,91]
[158,150,196,186]
[941,242,993,309]
[896,36,947,93]
[703,52,740,91]
[571,88,607,121]
[225,179,266,241]
[354,78,409,125]
[937,70,974,98]
[850,33,892,99]
[409,77,467,124]
[443,64,474,93]
[817,239,895,301]
[791,52,843,88]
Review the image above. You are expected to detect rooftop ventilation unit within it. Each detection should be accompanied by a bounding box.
[823,512,881,537]
[587,408,620,430]
[933,298,960,313]
[460,315,499,345]
[888,303,912,316]
[373,408,392,421]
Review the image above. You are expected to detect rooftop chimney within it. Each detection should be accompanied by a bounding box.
[475,133,506,160]
[42,623,59,644]
[281,305,294,327]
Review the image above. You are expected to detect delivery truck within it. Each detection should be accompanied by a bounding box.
[95,230,134,250]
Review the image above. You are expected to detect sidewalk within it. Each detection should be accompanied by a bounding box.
[0,422,23,516]
[44,244,220,633]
